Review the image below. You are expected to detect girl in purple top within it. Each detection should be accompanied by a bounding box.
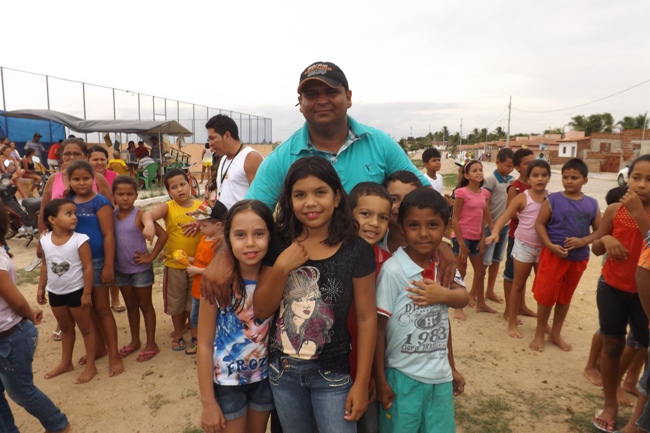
[113,176,167,362]
[451,160,492,320]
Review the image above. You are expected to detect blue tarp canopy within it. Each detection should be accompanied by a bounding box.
[0,112,66,143]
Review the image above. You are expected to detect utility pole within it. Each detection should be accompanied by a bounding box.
[505,96,512,148]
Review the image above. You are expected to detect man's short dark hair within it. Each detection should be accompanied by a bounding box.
[422,148,441,163]
[513,148,534,167]
[382,170,423,189]
[398,187,450,225]
[562,158,588,178]
[205,114,240,141]
[496,148,514,163]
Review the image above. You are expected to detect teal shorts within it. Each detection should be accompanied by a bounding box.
[380,368,455,433]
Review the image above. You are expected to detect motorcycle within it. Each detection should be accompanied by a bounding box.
[0,171,41,247]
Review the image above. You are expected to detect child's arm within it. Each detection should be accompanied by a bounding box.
[36,244,48,305]
[97,205,115,285]
[254,242,309,320]
[450,196,469,261]
[0,269,41,323]
[142,202,169,242]
[485,194,525,245]
[535,199,568,258]
[479,205,490,254]
[446,325,465,396]
[196,298,226,431]
[186,265,205,277]
[565,207,602,251]
[96,174,113,203]
[406,278,470,309]
[374,314,394,410]
[79,241,93,308]
[134,210,168,264]
[621,190,650,237]
[346,273,377,422]
[591,204,627,259]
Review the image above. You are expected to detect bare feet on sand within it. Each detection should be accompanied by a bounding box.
[76,365,97,384]
[485,291,504,303]
[502,313,523,325]
[617,386,634,407]
[519,306,537,317]
[79,349,107,366]
[468,297,476,308]
[529,335,544,351]
[508,324,523,339]
[549,334,572,351]
[476,303,498,314]
[583,367,603,387]
[454,309,467,320]
[623,379,640,397]
[44,363,74,379]
[108,357,125,377]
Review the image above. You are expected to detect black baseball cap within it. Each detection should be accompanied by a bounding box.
[297,62,349,94]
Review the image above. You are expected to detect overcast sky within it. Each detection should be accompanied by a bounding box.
[3,0,650,142]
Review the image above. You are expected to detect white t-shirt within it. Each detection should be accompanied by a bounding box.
[216,146,261,209]
[424,173,443,194]
[0,248,20,333]
[41,232,89,295]
[376,247,465,384]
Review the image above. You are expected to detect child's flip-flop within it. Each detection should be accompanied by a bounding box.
[137,347,161,362]
[119,345,139,358]
[593,409,616,432]
[185,338,197,355]
[172,337,186,351]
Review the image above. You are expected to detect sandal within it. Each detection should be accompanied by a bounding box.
[51,330,62,341]
[111,304,126,313]
[593,409,616,432]
[171,337,186,351]
[137,347,161,362]
[185,338,197,355]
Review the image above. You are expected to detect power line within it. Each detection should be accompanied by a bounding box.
[513,78,650,113]
[485,105,509,129]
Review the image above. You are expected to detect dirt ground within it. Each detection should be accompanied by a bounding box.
[10,156,630,433]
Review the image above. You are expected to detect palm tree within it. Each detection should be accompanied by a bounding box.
[617,114,649,131]
[570,113,615,136]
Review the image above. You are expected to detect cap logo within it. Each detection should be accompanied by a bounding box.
[305,64,332,78]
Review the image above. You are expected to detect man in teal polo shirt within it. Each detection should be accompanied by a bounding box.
[246,61,428,210]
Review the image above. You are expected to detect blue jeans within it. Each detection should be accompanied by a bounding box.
[0,320,69,433]
[268,356,356,433]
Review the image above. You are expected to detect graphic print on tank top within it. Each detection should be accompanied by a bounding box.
[51,262,70,276]
[275,266,335,360]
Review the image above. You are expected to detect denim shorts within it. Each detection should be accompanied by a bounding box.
[451,238,480,256]
[115,267,154,288]
[483,225,509,266]
[190,297,200,329]
[511,239,541,264]
[48,287,83,308]
[503,236,515,281]
[214,379,274,420]
[92,257,107,287]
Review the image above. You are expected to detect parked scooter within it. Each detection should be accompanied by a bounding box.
[0,171,41,246]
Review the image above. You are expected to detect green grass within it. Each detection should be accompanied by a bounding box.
[456,395,513,433]
[443,173,458,188]
[145,393,171,414]
[16,269,40,286]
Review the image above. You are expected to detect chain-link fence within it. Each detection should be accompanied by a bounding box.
[0,66,272,144]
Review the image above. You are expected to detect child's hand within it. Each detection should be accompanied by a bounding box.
[345,382,369,421]
[621,189,645,218]
[564,237,584,251]
[478,239,486,255]
[452,368,466,396]
[485,234,497,246]
[142,223,155,244]
[458,242,469,263]
[186,265,201,277]
[101,266,114,285]
[602,235,628,261]
[133,250,153,264]
[376,380,395,410]
[368,381,378,403]
[182,221,200,237]
[277,241,309,272]
[157,250,166,263]
[407,278,448,306]
[444,194,454,206]
[32,308,44,325]
[81,293,92,308]
[200,403,226,432]
[549,243,569,258]
[36,289,47,305]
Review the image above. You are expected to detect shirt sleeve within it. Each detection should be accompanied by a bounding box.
[483,176,496,192]
[75,233,90,248]
[376,263,399,317]
[455,187,466,201]
[352,238,376,278]
[245,154,283,210]
[384,139,430,187]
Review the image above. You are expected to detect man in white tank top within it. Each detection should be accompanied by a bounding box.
[206,114,263,209]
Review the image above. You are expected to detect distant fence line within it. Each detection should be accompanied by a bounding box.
[0,66,272,144]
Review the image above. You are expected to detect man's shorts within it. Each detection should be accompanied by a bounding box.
[452,238,480,257]
[115,267,154,288]
[162,267,192,316]
[532,248,588,307]
[597,277,649,348]
[483,225,509,266]
[380,368,455,433]
[48,287,84,308]
[214,379,274,421]
[503,236,516,282]
[511,239,541,264]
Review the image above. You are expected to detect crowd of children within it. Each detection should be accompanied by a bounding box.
[5,141,650,433]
